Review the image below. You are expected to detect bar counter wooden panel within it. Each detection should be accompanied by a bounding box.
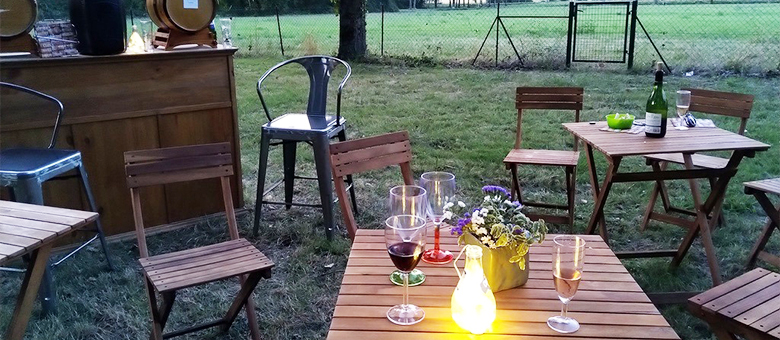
[0,48,244,238]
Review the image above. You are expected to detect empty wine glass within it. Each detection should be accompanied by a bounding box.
[385,214,427,325]
[675,90,691,130]
[219,18,233,47]
[420,172,455,265]
[388,185,427,286]
[548,235,586,333]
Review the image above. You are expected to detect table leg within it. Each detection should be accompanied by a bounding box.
[586,154,622,244]
[746,193,780,268]
[14,178,57,316]
[584,144,608,236]
[5,244,53,340]
[675,154,723,285]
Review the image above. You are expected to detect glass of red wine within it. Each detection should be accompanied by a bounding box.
[385,214,427,325]
[548,235,586,333]
[420,172,456,265]
[388,185,428,286]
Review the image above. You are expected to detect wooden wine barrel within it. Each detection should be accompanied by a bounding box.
[147,0,215,33]
[0,0,37,38]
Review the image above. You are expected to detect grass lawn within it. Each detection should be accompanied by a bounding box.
[230,1,780,74]
[1,56,778,339]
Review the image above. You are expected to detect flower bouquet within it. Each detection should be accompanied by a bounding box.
[444,185,547,292]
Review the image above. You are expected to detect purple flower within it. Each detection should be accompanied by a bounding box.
[512,201,523,209]
[482,185,510,197]
[451,218,470,236]
[512,227,525,235]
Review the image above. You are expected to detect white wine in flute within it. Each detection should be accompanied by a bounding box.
[553,268,582,301]
[676,105,689,118]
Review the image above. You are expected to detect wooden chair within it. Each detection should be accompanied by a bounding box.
[330,131,414,240]
[641,89,754,231]
[688,268,780,340]
[744,178,780,269]
[124,142,274,340]
[503,87,583,232]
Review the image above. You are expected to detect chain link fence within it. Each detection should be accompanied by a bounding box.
[33,0,780,75]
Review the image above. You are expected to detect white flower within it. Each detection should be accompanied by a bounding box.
[472,215,484,225]
[485,239,496,248]
[458,201,466,208]
[442,211,453,220]
[476,227,488,235]
[504,200,513,206]
[480,208,489,216]
[444,202,454,209]
[480,236,491,244]
[484,195,490,202]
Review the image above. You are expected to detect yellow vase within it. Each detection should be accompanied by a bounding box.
[463,232,529,292]
[451,245,497,335]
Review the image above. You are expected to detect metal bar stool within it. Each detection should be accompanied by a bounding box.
[252,56,358,240]
[0,82,114,315]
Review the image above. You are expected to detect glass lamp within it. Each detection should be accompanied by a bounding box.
[451,245,496,334]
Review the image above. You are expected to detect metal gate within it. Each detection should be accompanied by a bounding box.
[566,1,637,68]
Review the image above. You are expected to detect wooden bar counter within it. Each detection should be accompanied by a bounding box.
[0,48,244,239]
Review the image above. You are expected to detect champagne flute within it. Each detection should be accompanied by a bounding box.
[388,185,428,286]
[548,235,585,333]
[420,172,456,265]
[385,214,427,325]
[675,90,691,130]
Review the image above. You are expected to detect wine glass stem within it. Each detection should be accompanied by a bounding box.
[403,272,409,306]
[561,301,569,318]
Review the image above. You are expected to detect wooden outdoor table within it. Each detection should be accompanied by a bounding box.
[327,229,679,339]
[0,200,98,340]
[563,121,770,288]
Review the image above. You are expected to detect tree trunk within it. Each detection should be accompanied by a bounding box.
[338,0,367,60]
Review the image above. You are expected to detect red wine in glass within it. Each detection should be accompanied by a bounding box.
[388,242,424,272]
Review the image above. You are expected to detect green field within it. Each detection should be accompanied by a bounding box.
[228,2,780,73]
[2,55,778,339]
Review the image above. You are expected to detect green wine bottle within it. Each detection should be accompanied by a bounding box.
[645,62,668,138]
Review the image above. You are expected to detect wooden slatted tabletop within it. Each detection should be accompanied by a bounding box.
[563,122,770,157]
[744,178,780,196]
[0,200,99,340]
[328,229,680,339]
[689,268,780,338]
[0,200,98,265]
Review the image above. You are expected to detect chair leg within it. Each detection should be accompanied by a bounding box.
[221,271,264,339]
[253,130,272,236]
[566,167,576,233]
[337,129,359,217]
[145,279,164,340]
[282,141,297,210]
[509,164,523,203]
[78,165,115,271]
[312,134,335,240]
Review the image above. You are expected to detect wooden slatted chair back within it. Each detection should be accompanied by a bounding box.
[683,88,753,135]
[515,87,583,150]
[124,142,239,258]
[329,131,414,240]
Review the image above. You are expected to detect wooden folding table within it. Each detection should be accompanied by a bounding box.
[328,229,679,339]
[563,121,770,287]
[0,200,98,340]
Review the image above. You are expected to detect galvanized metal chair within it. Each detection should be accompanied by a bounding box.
[0,82,114,314]
[252,55,357,240]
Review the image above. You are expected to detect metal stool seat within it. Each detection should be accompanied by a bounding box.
[252,56,358,240]
[0,82,114,315]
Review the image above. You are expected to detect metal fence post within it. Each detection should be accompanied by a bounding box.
[495,2,500,67]
[275,6,285,57]
[627,0,638,69]
[566,1,574,68]
[381,4,385,57]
